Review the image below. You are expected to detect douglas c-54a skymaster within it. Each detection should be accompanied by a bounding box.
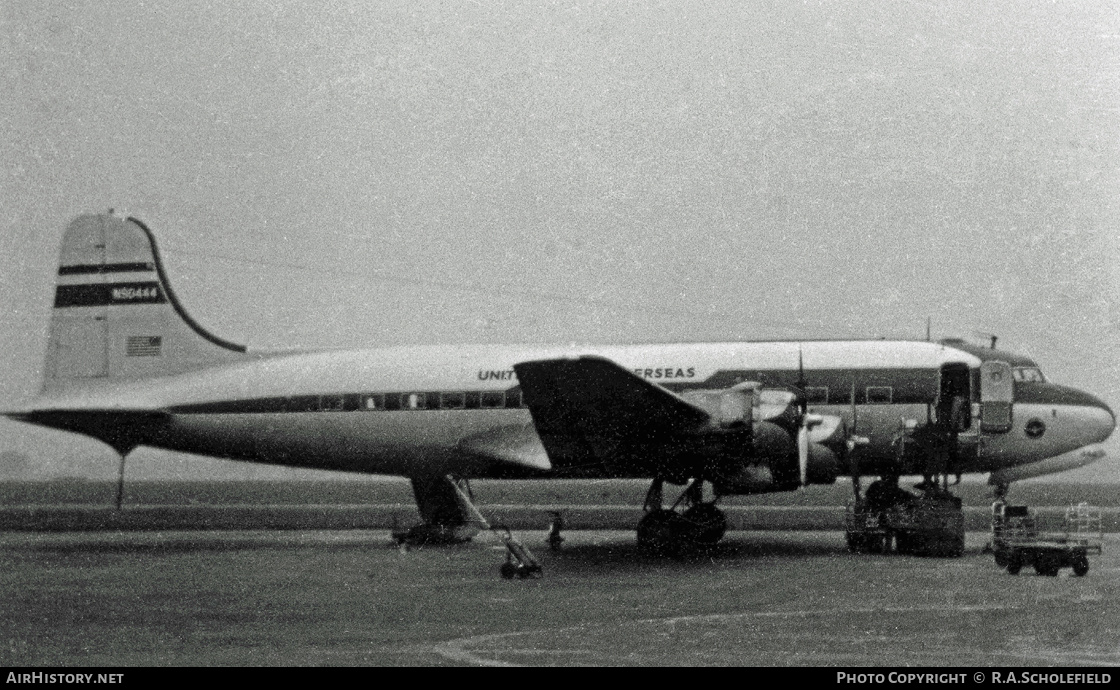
[6,214,1115,574]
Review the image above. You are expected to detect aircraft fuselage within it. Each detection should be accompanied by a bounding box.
[24,339,1114,484]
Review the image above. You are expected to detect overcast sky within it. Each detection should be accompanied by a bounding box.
[1,1,1117,482]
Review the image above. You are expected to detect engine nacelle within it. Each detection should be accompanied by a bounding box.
[804,443,840,485]
[711,420,840,495]
[679,383,757,428]
[683,384,842,495]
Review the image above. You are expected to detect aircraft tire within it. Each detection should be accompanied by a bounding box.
[637,509,684,557]
[940,531,966,558]
[846,532,862,553]
[845,531,872,553]
[868,535,885,554]
[500,562,518,579]
[951,535,965,558]
[680,503,727,546]
[906,532,929,556]
[894,532,912,555]
[1073,556,1089,577]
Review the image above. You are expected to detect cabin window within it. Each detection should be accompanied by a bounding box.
[320,395,345,411]
[362,394,385,411]
[404,393,428,410]
[1012,367,1046,383]
[805,387,828,404]
[480,391,505,409]
[440,392,466,409]
[288,395,320,412]
[866,386,893,404]
[505,389,523,408]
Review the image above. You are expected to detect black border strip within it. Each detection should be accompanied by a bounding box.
[58,262,154,275]
[126,217,248,353]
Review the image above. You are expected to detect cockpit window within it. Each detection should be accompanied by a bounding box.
[1012,367,1046,383]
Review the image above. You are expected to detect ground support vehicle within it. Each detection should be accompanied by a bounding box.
[991,503,1101,576]
[846,492,965,557]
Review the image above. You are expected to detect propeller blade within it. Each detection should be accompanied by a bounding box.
[798,424,809,487]
[849,381,857,436]
[847,382,861,501]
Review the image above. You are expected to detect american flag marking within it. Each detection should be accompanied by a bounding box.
[126,336,162,357]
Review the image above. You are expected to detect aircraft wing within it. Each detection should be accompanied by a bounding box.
[514,356,711,439]
[511,356,712,474]
[457,423,553,474]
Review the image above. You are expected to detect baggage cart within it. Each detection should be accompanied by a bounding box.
[991,503,1102,576]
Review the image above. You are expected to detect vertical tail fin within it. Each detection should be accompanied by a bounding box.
[42,213,250,393]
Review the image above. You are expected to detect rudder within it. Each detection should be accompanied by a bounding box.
[43,213,250,393]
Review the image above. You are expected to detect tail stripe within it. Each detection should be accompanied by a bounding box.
[58,262,155,275]
[55,282,165,308]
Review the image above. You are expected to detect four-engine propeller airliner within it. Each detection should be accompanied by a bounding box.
[6,214,1115,570]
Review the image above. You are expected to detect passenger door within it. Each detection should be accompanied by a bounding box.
[979,361,1013,433]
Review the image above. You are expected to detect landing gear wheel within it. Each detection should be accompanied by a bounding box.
[637,509,683,557]
[680,503,727,546]
[500,562,518,579]
[1007,554,1022,575]
[895,532,913,556]
[941,532,966,558]
[1073,556,1089,577]
[845,533,859,553]
[870,535,887,554]
[953,537,965,558]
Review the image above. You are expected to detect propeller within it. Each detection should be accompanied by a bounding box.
[845,381,870,500]
[795,347,825,487]
[798,422,809,487]
[791,347,858,488]
[796,347,809,486]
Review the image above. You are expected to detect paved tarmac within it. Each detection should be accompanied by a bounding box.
[2,530,1118,666]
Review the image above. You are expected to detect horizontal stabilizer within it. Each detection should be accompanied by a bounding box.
[6,409,169,455]
[513,356,710,440]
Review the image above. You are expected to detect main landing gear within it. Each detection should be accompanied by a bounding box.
[396,474,543,579]
[636,478,728,558]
